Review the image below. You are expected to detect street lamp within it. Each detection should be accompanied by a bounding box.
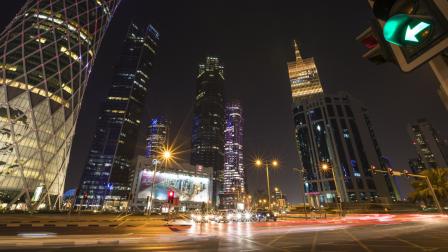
[319,161,343,216]
[148,148,173,214]
[255,158,279,210]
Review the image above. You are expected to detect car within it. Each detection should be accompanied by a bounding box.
[254,210,277,222]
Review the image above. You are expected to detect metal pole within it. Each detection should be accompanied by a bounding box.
[149,160,158,214]
[265,163,271,210]
[425,176,444,214]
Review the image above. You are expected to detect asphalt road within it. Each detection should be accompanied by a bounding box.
[1,214,448,251]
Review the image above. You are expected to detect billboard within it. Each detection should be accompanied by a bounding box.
[136,170,210,203]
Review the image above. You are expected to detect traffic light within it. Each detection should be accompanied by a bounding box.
[168,190,174,204]
[370,165,377,175]
[403,169,410,177]
[387,168,394,176]
[359,0,448,72]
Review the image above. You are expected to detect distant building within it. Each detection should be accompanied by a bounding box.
[222,100,245,208]
[130,155,213,212]
[287,42,394,205]
[407,119,448,169]
[190,57,225,206]
[78,23,159,209]
[145,116,170,159]
[0,0,120,209]
[408,158,425,174]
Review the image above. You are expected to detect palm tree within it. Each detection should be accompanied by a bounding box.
[408,168,448,207]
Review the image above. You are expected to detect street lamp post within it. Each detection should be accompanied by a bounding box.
[320,162,343,216]
[293,168,308,219]
[148,150,172,215]
[255,158,278,210]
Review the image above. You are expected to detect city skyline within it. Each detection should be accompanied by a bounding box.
[1,1,446,203]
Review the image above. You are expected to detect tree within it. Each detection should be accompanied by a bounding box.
[408,168,448,206]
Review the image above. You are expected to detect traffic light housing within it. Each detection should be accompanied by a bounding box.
[370,165,377,175]
[403,169,410,177]
[168,190,174,204]
[387,168,394,176]
[359,0,448,72]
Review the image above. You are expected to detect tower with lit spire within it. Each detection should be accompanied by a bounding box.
[287,40,324,104]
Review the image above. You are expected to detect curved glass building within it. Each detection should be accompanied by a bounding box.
[0,0,121,210]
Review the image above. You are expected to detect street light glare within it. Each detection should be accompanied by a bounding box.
[321,163,329,171]
[255,159,262,166]
[272,160,278,167]
[163,150,172,160]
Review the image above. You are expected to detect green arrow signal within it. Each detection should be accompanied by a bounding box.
[405,22,430,42]
[383,14,432,46]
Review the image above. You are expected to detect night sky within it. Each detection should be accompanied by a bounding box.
[3,1,447,203]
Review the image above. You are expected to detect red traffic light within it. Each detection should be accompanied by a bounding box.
[168,191,174,197]
[387,168,394,176]
[168,190,174,204]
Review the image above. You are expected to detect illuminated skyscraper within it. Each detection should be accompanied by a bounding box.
[78,23,159,208]
[408,119,448,169]
[191,57,225,205]
[287,40,324,103]
[0,0,120,209]
[287,42,396,204]
[145,116,170,159]
[222,101,245,208]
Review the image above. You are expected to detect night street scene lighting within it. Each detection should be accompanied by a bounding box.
[0,1,447,251]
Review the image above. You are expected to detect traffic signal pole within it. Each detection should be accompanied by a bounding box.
[371,167,444,214]
[429,54,448,110]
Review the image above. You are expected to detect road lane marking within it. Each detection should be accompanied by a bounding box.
[267,231,290,246]
[311,232,318,252]
[392,236,437,251]
[344,229,372,252]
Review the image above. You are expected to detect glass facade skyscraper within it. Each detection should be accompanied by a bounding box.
[191,57,225,205]
[408,119,448,169]
[287,43,393,204]
[145,116,169,159]
[222,100,245,208]
[0,0,120,209]
[78,23,159,209]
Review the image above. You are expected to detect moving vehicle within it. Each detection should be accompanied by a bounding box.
[254,210,277,222]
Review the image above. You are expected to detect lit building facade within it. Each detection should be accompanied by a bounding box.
[287,40,324,103]
[287,42,393,204]
[292,92,392,204]
[190,57,225,205]
[408,158,425,174]
[407,119,448,169]
[78,23,159,209]
[145,116,169,159]
[222,100,245,208]
[0,0,120,209]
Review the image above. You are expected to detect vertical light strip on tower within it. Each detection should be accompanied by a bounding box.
[0,0,121,210]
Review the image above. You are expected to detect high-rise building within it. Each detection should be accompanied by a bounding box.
[407,119,448,169]
[190,57,225,205]
[0,0,120,209]
[145,116,169,159]
[408,158,425,174]
[222,100,245,208]
[288,43,392,204]
[78,23,159,209]
[287,40,324,103]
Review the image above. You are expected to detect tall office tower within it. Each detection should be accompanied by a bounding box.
[287,40,324,103]
[407,119,448,169]
[145,116,169,159]
[408,158,425,174]
[0,0,120,209]
[292,92,392,204]
[222,101,245,208]
[79,23,159,209]
[191,57,225,205]
[287,42,392,204]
